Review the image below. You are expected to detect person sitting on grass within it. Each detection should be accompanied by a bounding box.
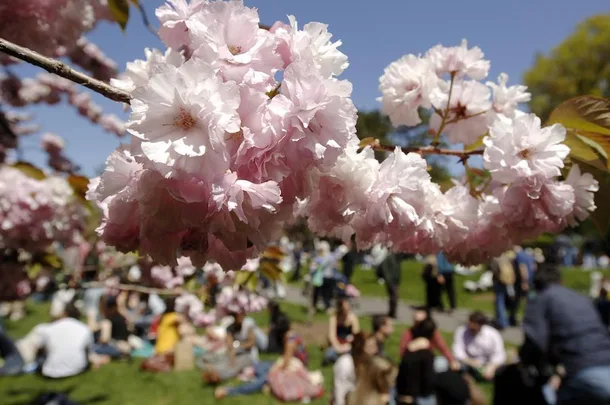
[452,311,506,382]
[371,314,394,356]
[214,313,309,399]
[154,297,186,355]
[200,310,259,384]
[92,296,132,359]
[346,355,397,405]
[324,298,360,365]
[40,302,109,378]
[399,306,459,372]
[396,318,437,405]
[333,332,380,405]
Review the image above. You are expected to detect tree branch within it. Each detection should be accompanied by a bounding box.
[0,38,131,104]
[372,143,484,157]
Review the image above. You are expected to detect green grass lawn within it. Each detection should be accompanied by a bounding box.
[343,260,610,315]
[0,299,495,405]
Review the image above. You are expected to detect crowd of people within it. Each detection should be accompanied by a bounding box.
[3,237,610,405]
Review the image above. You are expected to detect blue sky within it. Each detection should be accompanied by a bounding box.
[14,0,609,177]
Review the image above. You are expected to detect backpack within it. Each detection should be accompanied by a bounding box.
[496,256,516,286]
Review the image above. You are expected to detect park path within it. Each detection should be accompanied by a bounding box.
[281,285,523,345]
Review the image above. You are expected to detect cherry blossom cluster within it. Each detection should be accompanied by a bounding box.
[41,133,79,173]
[302,41,599,264]
[0,166,87,253]
[215,285,268,314]
[67,37,118,82]
[89,0,355,269]
[175,293,217,326]
[0,0,109,57]
[0,72,125,137]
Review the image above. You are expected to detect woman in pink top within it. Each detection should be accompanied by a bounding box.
[399,306,460,370]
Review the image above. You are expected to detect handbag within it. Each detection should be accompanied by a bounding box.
[312,265,324,287]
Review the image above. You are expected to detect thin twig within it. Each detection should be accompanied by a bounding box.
[136,2,161,39]
[82,281,181,296]
[0,38,131,104]
[433,72,456,146]
[372,143,484,158]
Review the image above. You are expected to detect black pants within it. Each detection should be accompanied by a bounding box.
[386,282,398,318]
[424,277,442,310]
[440,273,456,310]
[313,277,334,310]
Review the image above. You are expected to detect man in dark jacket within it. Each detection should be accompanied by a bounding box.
[379,252,400,319]
[520,265,610,405]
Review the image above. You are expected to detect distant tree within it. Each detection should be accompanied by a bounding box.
[524,14,610,122]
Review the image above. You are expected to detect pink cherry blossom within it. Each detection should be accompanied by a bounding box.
[564,164,599,226]
[484,114,570,183]
[486,73,531,118]
[272,16,348,78]
[189,0,282,83]
[425,39,490,80]
[429,80,491,145]
[156,0,208,50]
[0,167,86,252]
[378,54,438,126]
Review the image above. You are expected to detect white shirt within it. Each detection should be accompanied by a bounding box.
[452,324,506,366]
[333,354,356,405]
[41,318,93,378]
[16,323,49,364]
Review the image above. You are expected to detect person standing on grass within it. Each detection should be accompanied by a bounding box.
[489,252,515,330]
[509,246,534,326]
[520,265,610,405]
[341,236,359,283]
[310,241,348,313]
[378,249,401,319]
[436,252,456,313]
[422,255,442,311]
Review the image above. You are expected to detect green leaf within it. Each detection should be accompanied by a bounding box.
[547,96,610,170]
[234,271,258,290]
[548,96,610,136]
[358,137,380,149]
[11,161,46,180]
[108,0,130,31]
[68,174,90,200]
[564,130,608,171]
[465,135,485,151]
